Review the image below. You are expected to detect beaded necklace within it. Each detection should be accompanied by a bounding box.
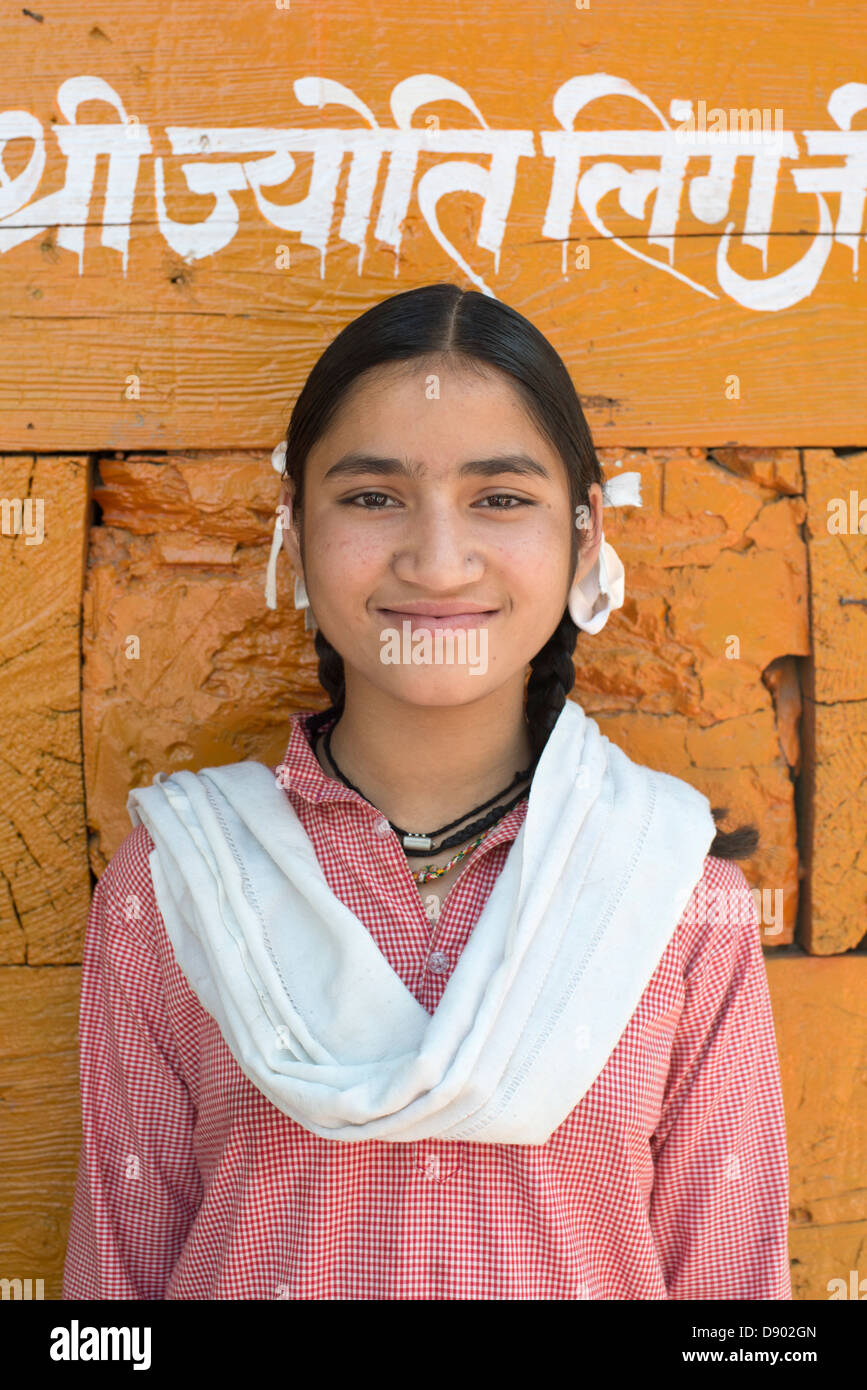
[410,829,491,884]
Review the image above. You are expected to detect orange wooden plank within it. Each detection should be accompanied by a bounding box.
[0,964,81,1301]
[768,953,867,1299]
[0,455,92,964]
[0,0,864,447]
[799,450,867,953]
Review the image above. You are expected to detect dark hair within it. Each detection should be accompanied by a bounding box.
[277,282,757,862]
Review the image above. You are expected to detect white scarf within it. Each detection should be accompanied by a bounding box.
[126,699,716,1145]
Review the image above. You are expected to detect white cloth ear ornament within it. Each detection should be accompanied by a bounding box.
[568,537,624,635]
[567,470,641,634]
[264,440,318,630]
[292,573,317,632]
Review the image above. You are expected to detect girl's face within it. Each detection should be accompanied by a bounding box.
[279,358,604,707]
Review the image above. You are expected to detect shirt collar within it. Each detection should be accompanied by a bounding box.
[275,709,358,807]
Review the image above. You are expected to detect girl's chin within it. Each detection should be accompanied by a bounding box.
[356,664,497,704]
[378,671,492,697]
[372,681,494,706]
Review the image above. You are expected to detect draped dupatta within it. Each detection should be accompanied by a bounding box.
[127,699,716,1145]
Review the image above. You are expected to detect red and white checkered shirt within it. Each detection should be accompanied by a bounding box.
[63,708,792,1300]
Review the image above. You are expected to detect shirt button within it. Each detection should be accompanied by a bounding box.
[428,950,450,976]
[373,815,391,838]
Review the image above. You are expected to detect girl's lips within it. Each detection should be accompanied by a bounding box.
[377,608,497,631]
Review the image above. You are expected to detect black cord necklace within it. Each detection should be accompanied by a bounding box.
[320,719,537,857]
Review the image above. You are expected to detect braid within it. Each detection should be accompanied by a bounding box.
[523,616,759,863]
[708,808,760,861]
[313,628,345,714]
[525,608,579,762]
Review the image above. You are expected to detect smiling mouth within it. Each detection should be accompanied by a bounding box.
[377,608,497,630]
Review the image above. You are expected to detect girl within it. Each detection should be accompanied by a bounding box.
[63,283,791,1300]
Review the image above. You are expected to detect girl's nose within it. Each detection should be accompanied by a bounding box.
[390,505,484,588]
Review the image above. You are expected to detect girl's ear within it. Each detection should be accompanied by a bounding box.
[571,482,605,587]
[278,486,303,575]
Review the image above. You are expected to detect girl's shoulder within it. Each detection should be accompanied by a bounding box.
[674,852,764,983]
[90,821,161,949]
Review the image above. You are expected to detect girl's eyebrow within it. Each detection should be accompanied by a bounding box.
[322,451,551,482]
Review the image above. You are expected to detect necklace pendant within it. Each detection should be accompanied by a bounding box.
[403,832,433,851]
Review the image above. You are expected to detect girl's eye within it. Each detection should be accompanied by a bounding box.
[344,491,399,508]
[477,494,530,509]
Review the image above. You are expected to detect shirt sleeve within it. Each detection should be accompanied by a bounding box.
[647,857,792,1300]
[62,832,202,1299]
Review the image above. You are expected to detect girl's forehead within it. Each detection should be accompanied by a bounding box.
[320,357,525,427]
[306,374,562,479]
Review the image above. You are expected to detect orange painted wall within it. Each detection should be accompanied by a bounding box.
[0,0,865,1302]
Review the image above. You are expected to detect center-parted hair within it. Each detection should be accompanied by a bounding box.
[276,282,757,862]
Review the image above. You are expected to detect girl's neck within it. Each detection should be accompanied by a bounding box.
[321,672,534,832]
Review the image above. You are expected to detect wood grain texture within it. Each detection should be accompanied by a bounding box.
[769,953,867,1299]
[0,964,81,1300]
[0,0,865,446]
[0,456,91,965]
[800,450,867,953]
